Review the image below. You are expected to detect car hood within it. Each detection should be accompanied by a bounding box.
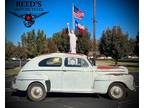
[94,66,128,74]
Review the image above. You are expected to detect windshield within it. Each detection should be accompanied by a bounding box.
[87,57,96,66]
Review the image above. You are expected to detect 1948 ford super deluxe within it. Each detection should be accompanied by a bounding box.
[12,53,135,101]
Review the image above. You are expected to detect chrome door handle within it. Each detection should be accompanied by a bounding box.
[63,70,67,72]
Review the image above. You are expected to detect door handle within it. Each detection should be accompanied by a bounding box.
[63,70,67,72]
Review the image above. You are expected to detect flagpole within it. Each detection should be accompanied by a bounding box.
[72,3,75,30]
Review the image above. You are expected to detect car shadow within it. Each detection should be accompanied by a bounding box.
[11,90,100,98]
[11,90,137,103]
[47,92,100,98]
[11,90,27,97]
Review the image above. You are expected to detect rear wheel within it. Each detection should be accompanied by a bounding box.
[108,83,126,100]
[27,82,46,101]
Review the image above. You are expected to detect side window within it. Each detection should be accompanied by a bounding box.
[39,57,62,67]
[80,58,89,67]
[65,57,89,67]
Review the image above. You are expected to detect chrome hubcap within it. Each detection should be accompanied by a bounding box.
[31,86,43,99]
[110,86,123,99]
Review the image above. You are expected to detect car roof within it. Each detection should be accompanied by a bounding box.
[28,53,87,63]
[38,53,87,58]
[21,53,88,71]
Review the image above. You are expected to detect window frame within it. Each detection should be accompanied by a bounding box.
[64,57,89,67]
[38,57,62,67]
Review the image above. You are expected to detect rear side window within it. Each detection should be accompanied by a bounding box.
[65,57,89,67]
[39,57,62,67]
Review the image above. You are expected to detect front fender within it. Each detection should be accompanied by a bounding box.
[93,74,135,93]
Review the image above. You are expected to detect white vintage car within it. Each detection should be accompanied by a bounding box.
[12,53,135,101]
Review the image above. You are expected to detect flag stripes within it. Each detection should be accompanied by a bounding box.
[73,6,84,19]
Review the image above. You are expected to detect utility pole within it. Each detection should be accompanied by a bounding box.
[93,0,96,65]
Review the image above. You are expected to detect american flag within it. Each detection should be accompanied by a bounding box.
[73,6,84,19]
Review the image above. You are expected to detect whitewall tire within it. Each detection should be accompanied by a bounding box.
[108,83,126,100]
[27,82,47,101]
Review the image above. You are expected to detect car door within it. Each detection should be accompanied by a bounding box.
[62,57,93,92]
[38,57,63,91]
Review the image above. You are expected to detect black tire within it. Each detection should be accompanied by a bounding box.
[108,83,126,100]
[27,82,47,101]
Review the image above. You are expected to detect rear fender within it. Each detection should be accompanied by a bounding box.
[15,71,49,92]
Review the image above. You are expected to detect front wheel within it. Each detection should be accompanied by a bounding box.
[108,83,126,100]
[27,82,47,101]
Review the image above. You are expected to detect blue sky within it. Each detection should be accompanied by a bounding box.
[6,0,139,44]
